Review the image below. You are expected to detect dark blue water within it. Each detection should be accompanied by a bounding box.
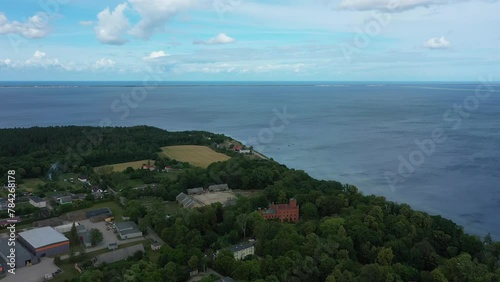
[1,82,499,238]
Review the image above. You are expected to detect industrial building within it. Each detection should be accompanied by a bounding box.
[0,238,38,268]
[18,227,70,258]
[115,221,143,240]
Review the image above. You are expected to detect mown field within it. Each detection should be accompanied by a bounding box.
[95,160,154,172]
[161,145,230,168]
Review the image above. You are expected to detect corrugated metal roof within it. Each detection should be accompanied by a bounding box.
[19,227,69,249]
[95,244,145,265]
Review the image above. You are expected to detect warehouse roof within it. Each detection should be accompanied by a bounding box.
[19,227,69,249]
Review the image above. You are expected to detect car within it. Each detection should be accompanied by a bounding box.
[53,269,63,275]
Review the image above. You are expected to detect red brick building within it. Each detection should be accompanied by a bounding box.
[260,198,299,222]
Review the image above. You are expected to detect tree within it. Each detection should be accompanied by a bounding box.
[301,203,319,220]
[188,255,199,270]
[79,270,104,282]
[236,213,250,239]
[376,247,394,266]
[90,228,104,246]
[69,222,80,246]
[214,249,237,275]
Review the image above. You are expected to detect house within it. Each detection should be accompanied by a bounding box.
[93,244,145,266]
[223,240,256,260]
[56,195,72,205]
[259,198,299,223]
[78,176,88,183]
[115,221,143,240]
[71,193,87,201]
[187,187,204,195]
[208,184,229,192]
[233,145,242,151]
[29,196,47,208]
[91,186,104,199]
[239,149,251,154]
[164,166,172,172]
[0,198,8,211]
[151,242,161,251]
[142,164,156,171]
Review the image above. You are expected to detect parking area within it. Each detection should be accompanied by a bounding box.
[78,219,119,249]
[2,257,59,282]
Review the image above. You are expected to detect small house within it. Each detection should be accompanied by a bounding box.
[29,196,47,208]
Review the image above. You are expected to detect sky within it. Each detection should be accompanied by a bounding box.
[0,0,499,81]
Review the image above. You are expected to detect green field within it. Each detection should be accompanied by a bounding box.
[161,145,230,168]
[18,178,46,192]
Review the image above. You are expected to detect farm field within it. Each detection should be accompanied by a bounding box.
[161,145,230,168]
[96,160,154,172]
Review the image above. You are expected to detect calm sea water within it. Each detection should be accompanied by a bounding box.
[1,82,499,238]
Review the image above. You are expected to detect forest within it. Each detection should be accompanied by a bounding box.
[1,126,499,281]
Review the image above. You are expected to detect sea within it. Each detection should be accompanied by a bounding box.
[1,81,499,239]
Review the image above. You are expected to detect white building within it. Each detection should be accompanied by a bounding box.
[29,196,47,208]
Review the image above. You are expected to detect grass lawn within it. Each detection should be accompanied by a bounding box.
[164,202,180,214]
[18,178,46,192]
[95,160,154,172]
[161,145,230,168]
[137,198,179,214]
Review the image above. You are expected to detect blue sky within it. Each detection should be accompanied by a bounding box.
[0,0,499,81]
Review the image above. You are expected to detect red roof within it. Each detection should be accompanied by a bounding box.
[234,146,242,151]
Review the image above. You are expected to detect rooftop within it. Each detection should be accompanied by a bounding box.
[94,244,145,265]
[29,196,45,203]
[19,227,69,249]
[115,221,138,231]
[226,241,255,253]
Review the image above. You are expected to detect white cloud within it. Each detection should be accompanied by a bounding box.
[79,20,94,26]
[0,12,50,38]
[144,51,169,59]
[0,58,12,66]
[33,50,46,59]
[424,36,451,49]
[193,33,236,45]
[95,3,130,45]
[127,0,194,39]
[337,0,466,11]
[95,58,116,68]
